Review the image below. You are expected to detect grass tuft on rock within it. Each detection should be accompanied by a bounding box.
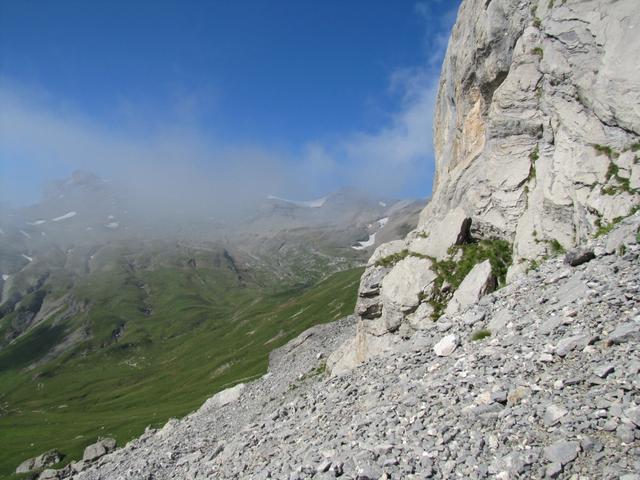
[593,144,619,160]
[471,329,491,341]
[426,239,512,320]
[375,249,429,268]
[549,239,566,255]
[375,250,410,268]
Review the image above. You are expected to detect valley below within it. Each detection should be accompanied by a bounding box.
[0,173,420,477]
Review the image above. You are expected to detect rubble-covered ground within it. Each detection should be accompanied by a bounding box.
[51,216,640,480]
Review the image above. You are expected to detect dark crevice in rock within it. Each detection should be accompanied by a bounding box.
[480,69,509,106]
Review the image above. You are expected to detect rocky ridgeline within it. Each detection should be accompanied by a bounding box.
[28,214,638,479]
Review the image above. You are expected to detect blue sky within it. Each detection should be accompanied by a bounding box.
[0,0,461,206]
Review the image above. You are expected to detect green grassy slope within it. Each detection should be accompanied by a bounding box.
[0,245,363,477]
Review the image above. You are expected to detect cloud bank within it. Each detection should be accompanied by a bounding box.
[0,3,458,209]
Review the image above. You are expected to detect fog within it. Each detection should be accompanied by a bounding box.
[0,59,440,221]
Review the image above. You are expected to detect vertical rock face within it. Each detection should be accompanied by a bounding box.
[428,0,640,269]
[330,0,640,373]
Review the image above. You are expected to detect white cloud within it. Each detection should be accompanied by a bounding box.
[340,78,438,192]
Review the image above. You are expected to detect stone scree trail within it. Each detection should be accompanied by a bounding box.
[56,216,640,479]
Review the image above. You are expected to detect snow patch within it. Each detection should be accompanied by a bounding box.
[27,220,47,225]
[2,274,9,281]
[351,217,388,250]
[21,254,33,262]
[19,230,32,239]
[108,214,115,219]
[105,222,119,229]
[352,233,376,250]
[379,201,387,207]
[52,211,77,222]
[267,195,327,208]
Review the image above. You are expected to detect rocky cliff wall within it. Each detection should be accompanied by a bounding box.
[329,0,640,372]
[427,0,640,268]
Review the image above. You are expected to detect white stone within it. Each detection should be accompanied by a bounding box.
[367,239,406,266]
[433,334,458,357]
[201,383,245,411]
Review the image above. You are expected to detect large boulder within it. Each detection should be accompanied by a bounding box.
[16,450,64,474]
[445,260,496,316]
[82,437,116,462]
[409,208,471,260]
[379,256,435,312]
[354,256,437,336]
[354,266,388,321]
[604,215,640,254]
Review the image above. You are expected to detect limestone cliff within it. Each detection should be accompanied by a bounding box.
[329,0,640,372]
[427,0,640,269]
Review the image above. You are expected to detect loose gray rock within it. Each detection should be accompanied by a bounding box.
[544,404,568,427]
[82,438,116,462]
[607,320,640,345]
[16,450,64,474]
[564,248,596,267]
[543,441,580,466]
[39,469,59,480]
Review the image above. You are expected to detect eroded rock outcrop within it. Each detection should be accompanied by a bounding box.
[15,449,64,474]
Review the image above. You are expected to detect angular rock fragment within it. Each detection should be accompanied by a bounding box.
[543,441,580,466]
[82,438,116,462]
[16,450,64,474]
[434,334,458,356]
[544,404,568,427]
[445,260,496,316]
[564,248,595,267]
[607,320,640,345]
